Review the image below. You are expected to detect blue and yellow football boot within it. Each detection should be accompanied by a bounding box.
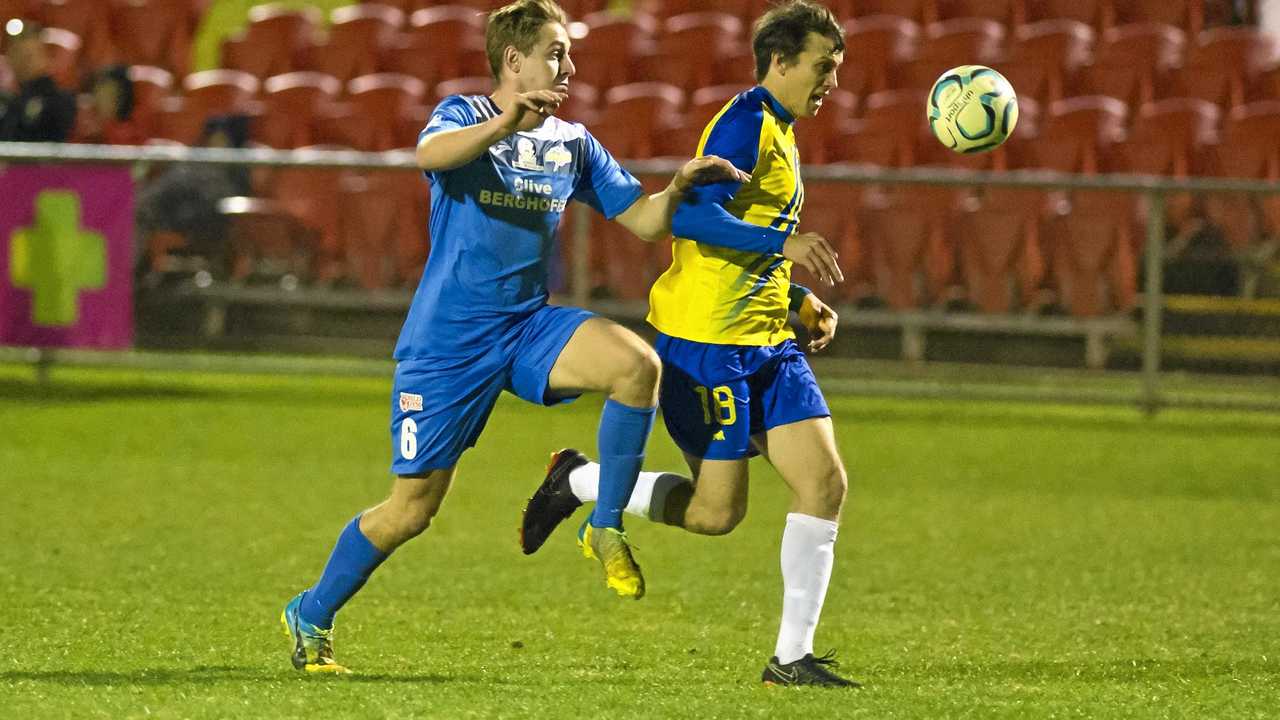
[280,592,349,674]
[578,520,645,599]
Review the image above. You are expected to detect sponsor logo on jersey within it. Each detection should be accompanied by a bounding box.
[545,143,572,172]
[399,392,424,412]
[478,189,568,213]
[514,177,554,196]
[512,137,543,171]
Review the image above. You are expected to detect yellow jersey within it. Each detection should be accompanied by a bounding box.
[647,86,802,346]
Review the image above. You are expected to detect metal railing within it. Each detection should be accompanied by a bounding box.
[3,141,1279,413]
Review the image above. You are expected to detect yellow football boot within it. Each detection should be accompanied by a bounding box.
[578,521,645,600]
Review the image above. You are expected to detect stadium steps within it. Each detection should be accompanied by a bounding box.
[1111,295,1280,374]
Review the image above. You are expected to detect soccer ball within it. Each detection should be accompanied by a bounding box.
[927,65,1019,154]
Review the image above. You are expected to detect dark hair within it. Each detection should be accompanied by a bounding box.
[200,114,251,148]
[91,64,134,121]
[485,0,567,80]
[751,1,844,82]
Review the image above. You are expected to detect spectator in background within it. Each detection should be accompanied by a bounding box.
[135,114,253,273]
[0,20,76,142]
[78,65,145,145]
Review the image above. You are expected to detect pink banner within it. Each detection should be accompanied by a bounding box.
[0,165,134,349]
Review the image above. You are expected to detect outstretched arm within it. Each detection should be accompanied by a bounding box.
[611,156,751,243]
[415,90,566,172]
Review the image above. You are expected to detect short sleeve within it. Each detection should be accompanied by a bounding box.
[684,98,763,208]
[418,95,481,184]
[571,130,644,220]
[418,95,478,144]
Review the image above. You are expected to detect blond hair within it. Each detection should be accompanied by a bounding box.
[485,0,568,80]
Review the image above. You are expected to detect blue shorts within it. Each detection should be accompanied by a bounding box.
[390,304,593,475]
[655,333,830,461]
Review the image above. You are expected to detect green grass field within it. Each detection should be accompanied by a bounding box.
[2,363,1278,719]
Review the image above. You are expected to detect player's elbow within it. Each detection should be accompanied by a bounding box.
[415,138,444,171]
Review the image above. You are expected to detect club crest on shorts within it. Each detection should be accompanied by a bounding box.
[399,392,424,413]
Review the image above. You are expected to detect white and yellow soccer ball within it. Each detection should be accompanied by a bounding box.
[927,65,1019,154]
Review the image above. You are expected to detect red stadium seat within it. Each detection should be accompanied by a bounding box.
[221,196,318,284]
[39,26,80,89]
[1254,63,1280,103]
[1108,98,1219,241]
[342,170,429,289]
[221,4,321,79]
[1113,0,1203,36]
[584,175,669,300]
[382,31,489,93]
[41,0,115,70]
[894,17,1005,90]
[126,64,174,140]
[687,84,742,129]
[1167,27,1280,110]
[264,154,351,283]
[851,0,934,23]
[857,189,959,310]
[954,190,1049,313]
[398,5,488,86]
[303,3,404,83]
[1030,95,1127,173]
[434,76,493,102]
[557,81,599,125]
[1023,0,1114,29]
[324,72,427,151]
[182,69,260,117]
[646,11,745,91]
[934,0,1023,26]
[834,88,927,166]
[593,82,685,159]
[113,0,194,76]
[255,72,342,148]
[646,0,766,21]
[1074,23,1185,108]
[1044,199,1138,316]
[798,180,871,304]
[1002,19,1095,106]
[1203,101,1280,251]
[570,11,659,90]
[0,0,38,21]
[839,15,920,96]
[1119,97,1219,173]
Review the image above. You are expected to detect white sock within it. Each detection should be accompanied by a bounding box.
[774,513,840,665]
[569,462,686,522]
[568,462,599,502]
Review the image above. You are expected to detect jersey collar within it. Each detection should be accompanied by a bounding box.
[751,85,795,126]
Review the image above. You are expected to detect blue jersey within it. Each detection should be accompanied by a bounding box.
[394,94,643,360]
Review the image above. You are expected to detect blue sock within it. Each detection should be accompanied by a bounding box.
[589,399,657,530]
[299,515,389,629]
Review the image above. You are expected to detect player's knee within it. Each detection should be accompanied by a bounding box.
[391,498,439,541]
[611,345,661,398]
[698,503,746,536]
[819,466,849,515]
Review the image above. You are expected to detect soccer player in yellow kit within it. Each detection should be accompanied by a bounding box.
[522,1,859,687]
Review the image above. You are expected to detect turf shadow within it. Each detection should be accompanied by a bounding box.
[836,403,1280,439]
[876,657,1277,683]
[0,666,271,686]
[0,667,489,687]
[0,379,214,404]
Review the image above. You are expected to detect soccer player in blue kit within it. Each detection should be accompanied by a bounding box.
[279,0,748,674]
[521,2,860,687]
